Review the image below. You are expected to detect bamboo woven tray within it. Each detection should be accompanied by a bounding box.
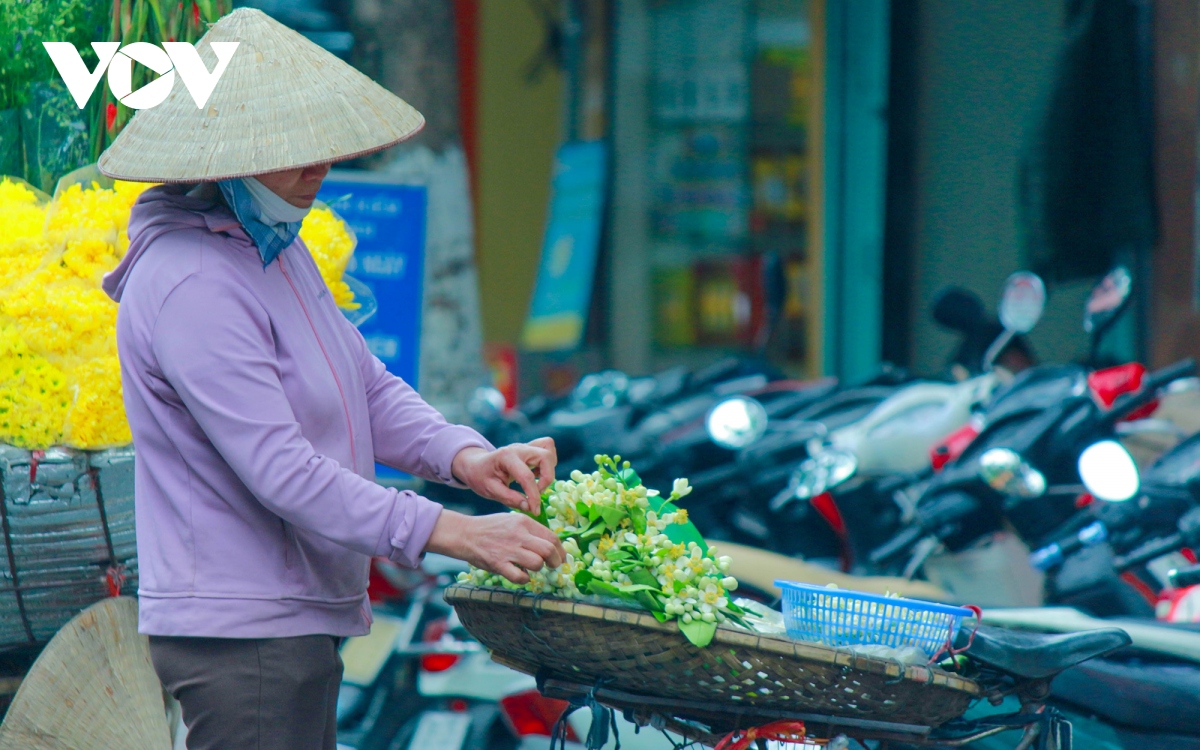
[445,585,980,727]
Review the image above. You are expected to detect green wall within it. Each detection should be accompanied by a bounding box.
[908,0,1094,373]
[476,0,564,346]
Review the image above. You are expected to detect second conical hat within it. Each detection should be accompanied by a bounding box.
[0,597,171,749]
[98,7,424,183]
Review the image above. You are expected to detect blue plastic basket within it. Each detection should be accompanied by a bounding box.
[775,580,973,654]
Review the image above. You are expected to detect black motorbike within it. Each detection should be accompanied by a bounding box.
[1031,423,1200,617]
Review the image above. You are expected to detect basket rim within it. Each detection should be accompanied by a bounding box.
[444,584,980,697]
[775,580,975,617]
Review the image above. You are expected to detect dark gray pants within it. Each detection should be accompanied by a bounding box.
[150,634,343,750]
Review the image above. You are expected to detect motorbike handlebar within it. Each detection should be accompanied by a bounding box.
[1113,533,1183,572]
[869,490,980,566]
[1030,520,1108,571]
[1103,358,1197,426]
[1170,563,1200,588]
[868,524,925,566]
[1146,358,1198,390]
[1111,507,1200,572]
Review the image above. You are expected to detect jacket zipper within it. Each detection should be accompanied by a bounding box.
[278,257,359,470]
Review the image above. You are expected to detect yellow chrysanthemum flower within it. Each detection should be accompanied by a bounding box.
[63,356,132,448]
[300,207,359,310]
[0,177,360,449]
[0,325,70,449]
[44,180,151,249]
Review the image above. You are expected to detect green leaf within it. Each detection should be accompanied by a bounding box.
[618,467,642,488]
[651,610,670,623]
[586,579,634,602]
[646,495,708,553]
[723,612,752,630]
[678,618,717,648]
[630,506,647,535]
[599,506,626,530]
[635,590,665,613]
[724,600,745,616]
[673,580,686,594]
[628,568,660,589]
[521,504,549,526]
[574,569,595,591]
[614,583,661,594]
[576,501,592,521]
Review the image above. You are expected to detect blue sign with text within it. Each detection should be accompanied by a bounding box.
[318,172,427,481]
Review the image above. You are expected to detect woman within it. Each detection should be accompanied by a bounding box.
[98,9,563,749]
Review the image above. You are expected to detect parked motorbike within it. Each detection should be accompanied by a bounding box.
[868,268,1195,595]
[1032,421,1200,618]
[696,272,1044,566]
[976,605,1200,750]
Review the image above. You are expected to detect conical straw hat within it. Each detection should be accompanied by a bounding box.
[98,7,424,183]
[0,597,172,749]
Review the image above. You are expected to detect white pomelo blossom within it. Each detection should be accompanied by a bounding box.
[458,455,744,647]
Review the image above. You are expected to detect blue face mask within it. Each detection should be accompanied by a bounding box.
[216,178,310,267]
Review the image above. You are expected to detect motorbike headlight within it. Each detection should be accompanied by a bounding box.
[978,448,1047,499]
[706,396,769,449]
[791,448,859,500]
[1078,440,1140,502]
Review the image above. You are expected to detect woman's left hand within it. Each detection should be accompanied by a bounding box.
[451,437,557,514]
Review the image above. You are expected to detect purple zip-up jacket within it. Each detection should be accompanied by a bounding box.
[104,184,492,638]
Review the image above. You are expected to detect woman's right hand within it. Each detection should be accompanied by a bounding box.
[425,510,566,584]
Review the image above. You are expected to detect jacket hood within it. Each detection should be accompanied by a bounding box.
[103,184,243,302]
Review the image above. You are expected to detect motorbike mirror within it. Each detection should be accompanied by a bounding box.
[978,448,1047,499]
[706,396,769,449]
[998,272,1047,334]
[1083,265,1133,337]
[467,386,507,425]
[791,448,858,501]
[932,287,987,333]
[573,369,630,409]
[1078,440,1140,502]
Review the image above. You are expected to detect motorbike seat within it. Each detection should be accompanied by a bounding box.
[954,624,1131,680]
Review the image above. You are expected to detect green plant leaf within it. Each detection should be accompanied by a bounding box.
[634,590,664,613]
[630,506,647,535]
[647,495,708,553]
[724,600,746,616]
[576,500,592,521]
[574,569,594,591]
[723,612,752,630]
[580,524,606,544]
[586,579,634,602]
[599,506,626,530]
[628,567,660,589]
[618,467,642,488]
[678,618,717,648]
[613,584,661,594]
[651,611,670,623]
